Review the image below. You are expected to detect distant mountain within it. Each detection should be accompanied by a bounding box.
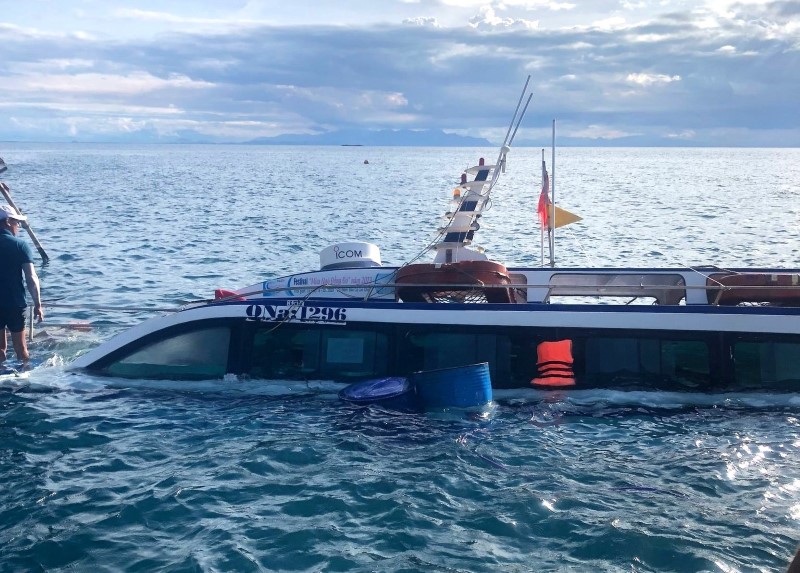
[245,128,491,147]
[11,128,788,147]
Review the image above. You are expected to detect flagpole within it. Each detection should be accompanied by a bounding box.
[540,226,544,266]
[550,119,556,268]
[540,149,545,266]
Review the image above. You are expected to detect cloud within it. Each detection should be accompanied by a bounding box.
[0,0,798,145]
[113,8,221,24]
[626,73,681,86]
[589,16,628,30]
[569,124,642,140]
[492,0,575,9]
[665,129,697,140]
[12,72,213,96]
[469,6,539,29]
[403,17,441,27]
[0,101,184,116]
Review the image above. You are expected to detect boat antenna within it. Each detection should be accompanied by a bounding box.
[508,94,533,147]
[426,77,534,264]
[488,77,533,192]
[500,75,530,148]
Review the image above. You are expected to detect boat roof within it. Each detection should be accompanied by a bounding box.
[218,265,800,308]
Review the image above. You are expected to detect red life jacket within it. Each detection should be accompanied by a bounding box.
[531,340,576,387]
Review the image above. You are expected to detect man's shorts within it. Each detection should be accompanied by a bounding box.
[0,307,26,333]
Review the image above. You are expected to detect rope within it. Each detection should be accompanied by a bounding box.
[561,225,598,267]
[600,224,743,283]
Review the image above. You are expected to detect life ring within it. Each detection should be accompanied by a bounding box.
[395,260,514,303]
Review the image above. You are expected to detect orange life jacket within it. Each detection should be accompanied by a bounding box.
[531,339,576,387]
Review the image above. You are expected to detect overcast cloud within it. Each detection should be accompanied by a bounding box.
[1,0,798,146]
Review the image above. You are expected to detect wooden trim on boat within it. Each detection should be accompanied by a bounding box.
[706,273,800,306]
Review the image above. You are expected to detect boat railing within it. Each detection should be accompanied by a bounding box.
[214,280,800,307]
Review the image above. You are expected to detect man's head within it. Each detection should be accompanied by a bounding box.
[0,205,27,234]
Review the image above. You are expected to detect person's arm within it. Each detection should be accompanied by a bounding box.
[22,262,43,321]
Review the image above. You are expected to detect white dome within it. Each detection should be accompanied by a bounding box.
[320,242,382,270]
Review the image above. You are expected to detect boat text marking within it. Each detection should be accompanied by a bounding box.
[246,303,347,324]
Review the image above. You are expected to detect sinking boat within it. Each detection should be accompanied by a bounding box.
[69,82,800,392]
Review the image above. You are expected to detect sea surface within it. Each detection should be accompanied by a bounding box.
[0,143,799,572]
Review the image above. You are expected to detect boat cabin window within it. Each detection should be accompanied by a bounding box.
[106,326,231,379]
[731,338,800,390]
[246,325,389,381]
[401,329,512,384]
[546,274,686,305]
[580,335,710,389]
[397,327,712,390]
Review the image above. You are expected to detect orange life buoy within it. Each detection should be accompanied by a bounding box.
[531,340,576,387]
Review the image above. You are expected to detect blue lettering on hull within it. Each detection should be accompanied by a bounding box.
[246,303,347,324]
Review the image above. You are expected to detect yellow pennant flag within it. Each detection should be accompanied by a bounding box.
[552,205,582,229]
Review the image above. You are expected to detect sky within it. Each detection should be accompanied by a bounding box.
[0,0,798,146]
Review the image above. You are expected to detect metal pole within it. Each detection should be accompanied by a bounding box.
[550,119,556,267]
[0,182,50,264]
[501,75,531,149]
[540,226,544,266]
[491,81,532,191]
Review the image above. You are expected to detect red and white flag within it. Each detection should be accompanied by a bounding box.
[537,161,550,229]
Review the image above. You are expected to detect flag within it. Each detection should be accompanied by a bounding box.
[537,159,582,229]
[537,162,550,229]
[552,205,582,228]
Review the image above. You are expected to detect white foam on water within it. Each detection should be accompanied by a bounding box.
[494,388,800,409]
[8,364,799,411]
[2,363,348,398]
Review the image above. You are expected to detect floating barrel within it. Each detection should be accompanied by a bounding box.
[412,362,492,409]
[338,377,416,410]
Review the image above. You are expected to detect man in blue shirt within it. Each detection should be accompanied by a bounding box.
[0,205,42,362]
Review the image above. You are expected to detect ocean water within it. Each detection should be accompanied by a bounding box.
[0,143,799,571]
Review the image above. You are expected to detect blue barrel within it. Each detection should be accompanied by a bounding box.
[338,377,417,410]
[412,362,492,409]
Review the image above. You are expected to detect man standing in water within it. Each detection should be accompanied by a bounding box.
[0,205,43,362]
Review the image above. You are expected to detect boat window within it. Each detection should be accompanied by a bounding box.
[320,330,389,379]
[106,326,231,379]
[247,326,388,381]
[547,273,686,305]
[732,339,800,390]
[402,330,511,384]
[580,336,710,389]
[249,328,320,379]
